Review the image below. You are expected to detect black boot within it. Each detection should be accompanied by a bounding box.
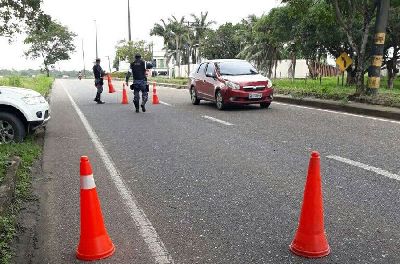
[134,102,139,113]
[141,104,146,112]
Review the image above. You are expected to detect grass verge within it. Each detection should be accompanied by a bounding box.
[0,75,53,263]
[0,75,54,96]
[273,77,400,107]
[0,137,41,263]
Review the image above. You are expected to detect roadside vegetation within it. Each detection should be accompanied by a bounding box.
[0,75,53,263]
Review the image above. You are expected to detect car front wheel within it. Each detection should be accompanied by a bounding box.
[191,87,200,105]
[216,90,225,110]
[260,102,271,109]
[0,112,26,144]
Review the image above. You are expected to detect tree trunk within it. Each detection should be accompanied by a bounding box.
[175,37,180,78]
[274,59,277,79]
[291,52,296,82]
[45,64,50,77]
[187,47,191,78]
[387,47,399,89]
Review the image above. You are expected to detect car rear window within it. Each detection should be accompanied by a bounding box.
[217,61,258,76]
[197,63,206,74]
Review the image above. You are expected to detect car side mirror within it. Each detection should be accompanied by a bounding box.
[206,73,216,78]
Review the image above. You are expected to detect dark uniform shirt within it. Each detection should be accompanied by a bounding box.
[93,64,105,79]
[126,59,146,83]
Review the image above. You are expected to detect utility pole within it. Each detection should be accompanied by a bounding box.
[128,0,132,41]
[106,56,111,73]
[82,39,86,77]
[367,0,390,95]
[94,20,98,58]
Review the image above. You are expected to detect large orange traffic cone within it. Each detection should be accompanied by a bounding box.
[107,74,116,93]
[76,156,115,261]
[152,82,159,105]
[289,151,330,258]
[121,83,129,104]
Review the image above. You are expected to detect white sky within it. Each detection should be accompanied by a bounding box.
[0,0,281,71]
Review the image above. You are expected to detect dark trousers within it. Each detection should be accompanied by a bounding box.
[94,79,103,101]
[133,80,148,108]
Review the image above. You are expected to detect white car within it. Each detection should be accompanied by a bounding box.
[0,86,50,143]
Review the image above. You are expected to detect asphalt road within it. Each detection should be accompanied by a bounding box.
[33,79,400,264]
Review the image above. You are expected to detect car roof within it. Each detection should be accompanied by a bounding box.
[202,59,247,64]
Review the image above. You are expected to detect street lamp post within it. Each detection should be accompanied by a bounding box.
[128,0,132,41]
[106,56,111,73]
[82,39,86,77]
[94,19,98,58]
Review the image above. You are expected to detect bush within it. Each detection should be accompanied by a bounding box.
[110,72,126,79]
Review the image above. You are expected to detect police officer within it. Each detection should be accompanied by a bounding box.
[92,58,106,104]
[125,54,147,112]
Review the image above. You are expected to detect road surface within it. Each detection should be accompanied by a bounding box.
[32,79,400,264]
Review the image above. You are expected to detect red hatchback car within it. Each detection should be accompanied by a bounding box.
[189,59,273,110]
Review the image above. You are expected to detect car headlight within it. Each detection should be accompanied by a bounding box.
[226,81,240,90]
[266,80,273,89]
[22,96,46,105]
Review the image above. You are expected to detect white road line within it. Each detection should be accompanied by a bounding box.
[327,155,400,182]
[274,102,400,125]
[202,115,234,126]
[63,84,174,264]
[159,101,172,106]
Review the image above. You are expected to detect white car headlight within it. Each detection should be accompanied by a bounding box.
[226,81,240,90]
[266,80,273,89]
[22,96,46,105]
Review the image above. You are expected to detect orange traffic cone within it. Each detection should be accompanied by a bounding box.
[289,151,330,258]
[121,83,128,104]
[152,82,159,105]
[107,74,116,93]
[76,156,115,261]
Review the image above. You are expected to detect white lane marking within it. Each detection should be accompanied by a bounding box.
[63,84,174,264]
[159,101,172,106]
[202,115,234,126]
[274,102,400,125]
[327,155,400,182]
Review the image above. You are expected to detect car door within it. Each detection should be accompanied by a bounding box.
[195,63,207,98]
[204,63,217,99]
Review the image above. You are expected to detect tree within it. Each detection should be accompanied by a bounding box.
[24,17,76,77]
[200,23,242,60]
[190,11,215,63]
[332,0,377,94]
[151,16,188,77]
[0,0,44,37]
[113,40,152,69]
[384,2,400,89]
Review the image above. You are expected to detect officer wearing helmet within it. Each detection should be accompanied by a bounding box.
[125,54,147,112]
[92,58,106,104]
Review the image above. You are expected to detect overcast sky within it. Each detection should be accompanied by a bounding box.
[0,0,281,71]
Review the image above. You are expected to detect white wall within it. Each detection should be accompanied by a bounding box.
[273,60,309,79]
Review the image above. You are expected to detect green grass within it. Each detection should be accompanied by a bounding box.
[149,77,189,86]
[273,76,400,107]
[0,75,53,263]
[0,137,41,263]
[0,75,54,96]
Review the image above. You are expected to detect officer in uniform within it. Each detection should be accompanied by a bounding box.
[92,58,106,104]
[125,54,147,112]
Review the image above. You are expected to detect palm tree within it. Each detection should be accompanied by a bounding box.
[190,11,215,63]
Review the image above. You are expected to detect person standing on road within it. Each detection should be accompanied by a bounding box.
[125,54,147,113]
[92,58,106,104]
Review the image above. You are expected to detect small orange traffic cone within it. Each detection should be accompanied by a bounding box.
[107,74,116,93]
[152,82,159,105]
[76,156,115,261]
[121,83,129,104]
[289,151,330,258]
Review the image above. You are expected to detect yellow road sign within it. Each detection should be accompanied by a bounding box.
[335,52,353,72]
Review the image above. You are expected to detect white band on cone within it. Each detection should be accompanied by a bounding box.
[80,174,96,189]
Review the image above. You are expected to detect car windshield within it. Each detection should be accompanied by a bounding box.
[217,61,258,76]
